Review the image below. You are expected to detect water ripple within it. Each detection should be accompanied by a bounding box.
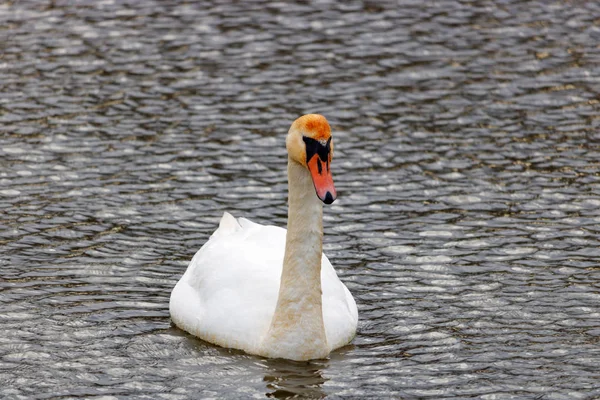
[2,0,600,398]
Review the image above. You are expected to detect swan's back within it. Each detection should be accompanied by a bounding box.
[169,213,357,355]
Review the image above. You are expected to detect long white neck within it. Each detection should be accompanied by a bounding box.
[260,158,329,360]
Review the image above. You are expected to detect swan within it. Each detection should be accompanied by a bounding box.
[169,114,358,361]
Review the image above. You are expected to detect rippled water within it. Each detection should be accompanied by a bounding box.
[2,0,600,398]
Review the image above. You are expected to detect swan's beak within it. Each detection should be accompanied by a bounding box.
[307,156,337,204]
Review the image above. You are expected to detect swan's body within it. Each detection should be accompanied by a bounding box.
[169,115,358,360]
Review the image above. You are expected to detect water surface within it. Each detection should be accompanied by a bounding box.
[1,1,600,398]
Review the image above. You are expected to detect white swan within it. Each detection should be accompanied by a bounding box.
[169,114,358,361]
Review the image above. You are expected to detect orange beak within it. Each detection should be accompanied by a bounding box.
[307,156,337,204]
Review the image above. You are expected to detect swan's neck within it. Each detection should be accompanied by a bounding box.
[261,158,328,360]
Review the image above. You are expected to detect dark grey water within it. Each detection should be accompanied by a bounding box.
[2,0,600,398]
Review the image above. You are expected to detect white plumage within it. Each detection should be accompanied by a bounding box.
[169,114,358,360]
[169,212,358,357]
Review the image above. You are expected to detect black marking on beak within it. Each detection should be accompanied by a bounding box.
[303,136,331,170]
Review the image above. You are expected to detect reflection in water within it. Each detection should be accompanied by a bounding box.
[263,358,328,399]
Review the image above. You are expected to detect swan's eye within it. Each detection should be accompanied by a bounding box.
[303,136,331,166]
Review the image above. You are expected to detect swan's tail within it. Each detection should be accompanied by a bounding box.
[210,212,242,239]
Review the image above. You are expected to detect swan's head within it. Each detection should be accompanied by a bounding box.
[286,114,336,204]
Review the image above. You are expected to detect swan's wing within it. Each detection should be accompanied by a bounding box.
[170,213,286,352]
[321,255,359,350]
[171,212,358,353]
